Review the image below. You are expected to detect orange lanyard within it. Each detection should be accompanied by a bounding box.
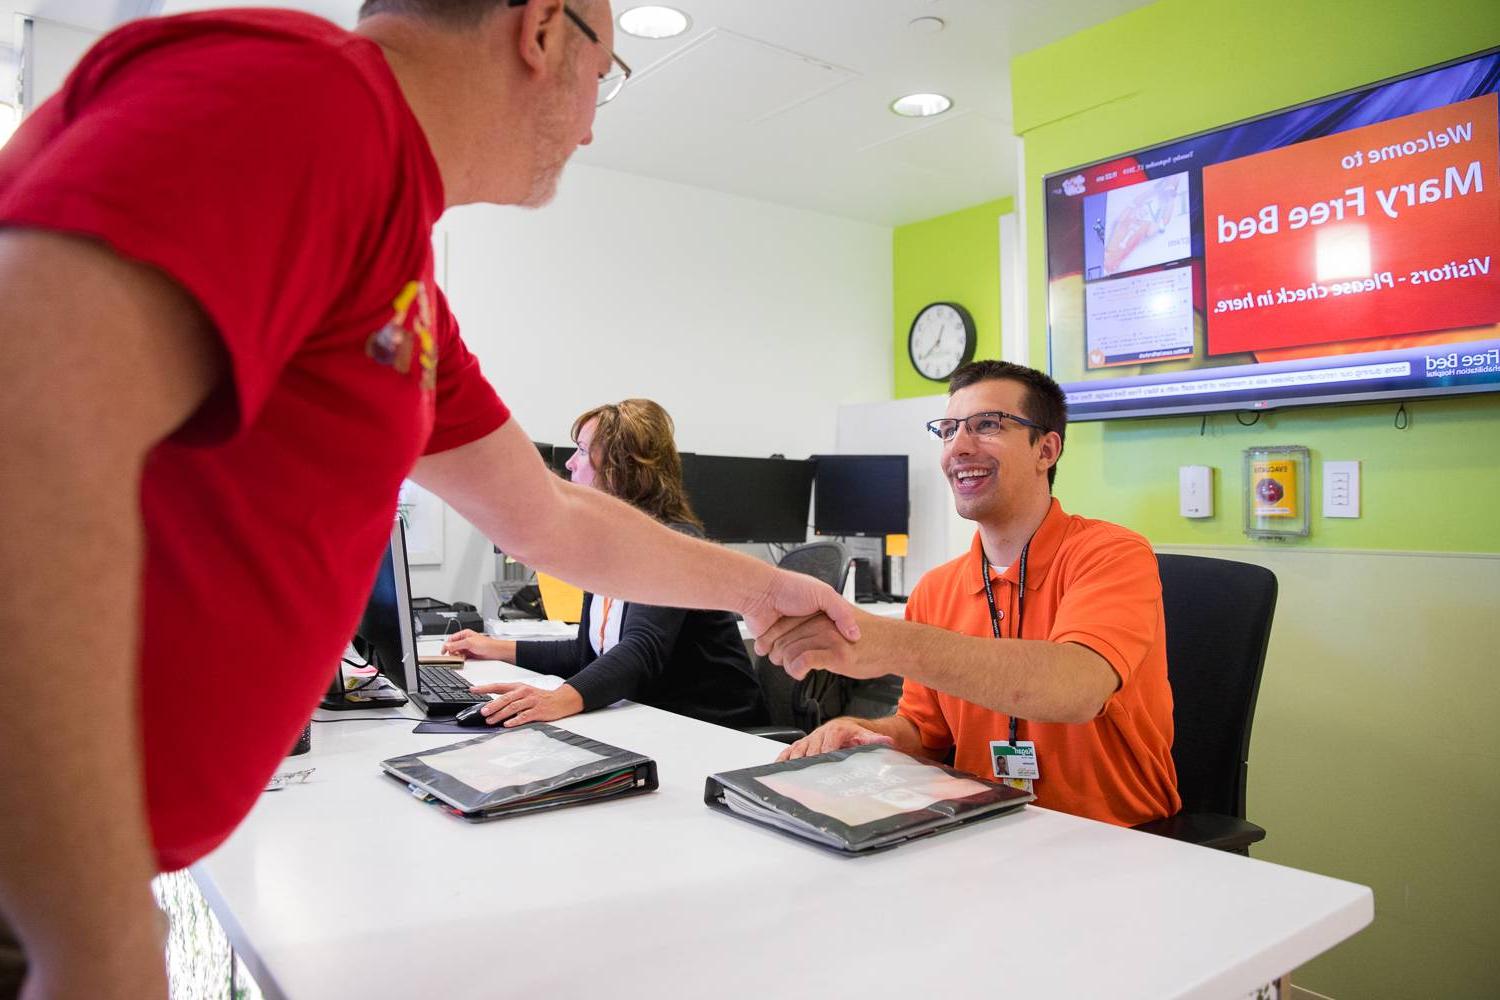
[596,597,615,652]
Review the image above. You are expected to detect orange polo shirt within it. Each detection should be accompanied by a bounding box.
[897,499,1179,826]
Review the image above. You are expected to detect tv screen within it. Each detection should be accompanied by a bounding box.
[1044,46,1500,420]
[680,454,813,544]
[812,455,909,537]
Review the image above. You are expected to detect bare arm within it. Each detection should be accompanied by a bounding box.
[0,232,223,996]
[411,421,859,639]
[760,611,1120,724]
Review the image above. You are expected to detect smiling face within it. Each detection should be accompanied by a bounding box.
[941,379,1056,526]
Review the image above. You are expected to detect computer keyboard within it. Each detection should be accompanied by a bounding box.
[417,665,487,705]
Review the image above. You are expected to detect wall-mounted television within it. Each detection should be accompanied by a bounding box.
[1044,47,1500,421]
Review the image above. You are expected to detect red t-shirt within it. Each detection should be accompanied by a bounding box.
[0,10,509,870]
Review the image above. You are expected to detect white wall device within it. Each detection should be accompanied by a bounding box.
[1179,465,1213,518]
[1323,460,1361,518]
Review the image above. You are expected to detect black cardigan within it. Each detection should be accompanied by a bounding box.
[514,526,768,729]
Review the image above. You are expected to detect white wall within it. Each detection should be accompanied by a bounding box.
[16,15,100,113]
[835,394,971,589]
[411,163,894,603]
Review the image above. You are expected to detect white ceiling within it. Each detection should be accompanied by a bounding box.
[4,0,1154,225]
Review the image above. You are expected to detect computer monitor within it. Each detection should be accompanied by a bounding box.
[532,440,572,478]
[812,455,910,537]
[351,518,422,697]
[680,454,814,544]
[548,443,574,478]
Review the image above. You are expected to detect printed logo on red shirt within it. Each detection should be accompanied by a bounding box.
[365,280,438,390]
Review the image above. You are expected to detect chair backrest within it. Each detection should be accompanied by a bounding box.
[755,541,854,731]
[1156,554,1278,818]
[777,540,849,592]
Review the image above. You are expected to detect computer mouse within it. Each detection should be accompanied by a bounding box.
[453,703,492,728]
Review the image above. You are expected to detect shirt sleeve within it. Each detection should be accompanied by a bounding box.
[565,602,686,711]
[1047,532,1163,691]
[514,596,594,678]
[0,35,396,438]
[422,289,510,455]
[894,581,955,752]
[513,637,584,679]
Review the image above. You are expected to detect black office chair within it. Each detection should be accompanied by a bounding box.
[776,540,849,591]
[1133,553,1277,855]
[741,541,854,744]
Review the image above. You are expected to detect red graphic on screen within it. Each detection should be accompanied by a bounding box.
[1203,93,1500,356]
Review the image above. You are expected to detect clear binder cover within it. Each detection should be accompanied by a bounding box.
[705,745,1032,853]
[381,723,656,820]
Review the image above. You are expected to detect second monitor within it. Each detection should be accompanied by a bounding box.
[812,454,909,538]
[680,454,814,544]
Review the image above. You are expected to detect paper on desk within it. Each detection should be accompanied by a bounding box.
[756,748,991,827]
[416,728,606,793]
[484,618,578,640]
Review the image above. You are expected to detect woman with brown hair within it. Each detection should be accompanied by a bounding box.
[442,399,768,728]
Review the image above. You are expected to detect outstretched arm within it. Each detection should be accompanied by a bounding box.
[758,610,1119,724]
[411,422,861,641]
[0,231,223,998]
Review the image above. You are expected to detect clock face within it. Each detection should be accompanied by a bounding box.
[909,302,975,381]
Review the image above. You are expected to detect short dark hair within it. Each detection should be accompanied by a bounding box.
[947,360,1068,489]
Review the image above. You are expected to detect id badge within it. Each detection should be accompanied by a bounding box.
[989,740,1040,792]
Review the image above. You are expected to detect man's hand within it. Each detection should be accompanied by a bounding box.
[741,569,860,646]
[755,607,892,680]
[441,629,514,661]
[776,718,895,762]
[467,682,584,727]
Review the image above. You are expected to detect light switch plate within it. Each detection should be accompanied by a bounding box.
[1323,460,1360,518]
[1179,465,1213,518]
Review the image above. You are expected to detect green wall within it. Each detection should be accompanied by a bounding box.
[892,197,1011,400]
[1010,0,1500,554]
[1008,1,1500,996]
[888,1,1500,997]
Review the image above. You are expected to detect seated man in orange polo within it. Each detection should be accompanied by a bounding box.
[764,360,1179,826]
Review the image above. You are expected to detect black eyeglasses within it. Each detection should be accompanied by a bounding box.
[508,0,633,106]
[926,410,1047,442]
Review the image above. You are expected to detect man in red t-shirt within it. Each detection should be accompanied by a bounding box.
[762,361,1179,825]
[0,2,858,996]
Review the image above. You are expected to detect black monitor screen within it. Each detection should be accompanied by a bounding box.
[533,440,572,478]
[352,542,404,688]
[680,454,814,544]
[351,519,421,696]
[813,455,909,537]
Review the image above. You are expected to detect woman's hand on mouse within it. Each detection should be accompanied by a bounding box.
[468,682,584,727]
[441,630,515,662]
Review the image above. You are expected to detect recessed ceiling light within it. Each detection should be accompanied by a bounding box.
[619,5,690,39]
[891,93,953,118]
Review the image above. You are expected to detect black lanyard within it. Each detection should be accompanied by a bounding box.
[981,542,1028,745]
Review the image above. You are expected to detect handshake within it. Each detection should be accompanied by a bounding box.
[744,568,895,682]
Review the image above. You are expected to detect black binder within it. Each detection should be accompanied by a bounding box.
[381,724,657,822]
[705,745,1032,854]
